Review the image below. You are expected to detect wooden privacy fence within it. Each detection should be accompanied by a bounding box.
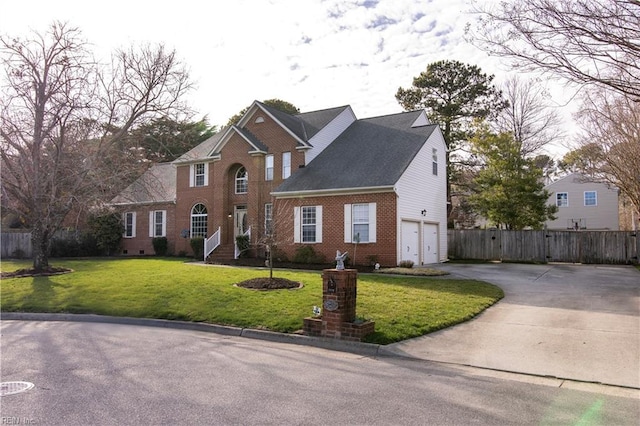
[1,232,32,258]
[448,229,639,264]
[1,230,82,259]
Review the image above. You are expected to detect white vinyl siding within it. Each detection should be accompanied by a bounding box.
[395,128,448,262]
[123,212,136,238]
[189,163,209,187]
[305,107,357,164]
[294,206,322,243]
[344,203,376,243]
[148,210,167,237]
[544,173,619,230]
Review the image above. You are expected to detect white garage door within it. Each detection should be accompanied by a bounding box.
[422,223,438,264]
[401,221,419,265]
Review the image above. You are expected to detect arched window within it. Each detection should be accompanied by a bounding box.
[235,167,248,194]
[190,203,208,237]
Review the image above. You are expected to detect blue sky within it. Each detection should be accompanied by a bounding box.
[2,0,574,155]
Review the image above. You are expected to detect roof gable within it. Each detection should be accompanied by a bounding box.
[296,105,353,139]
[237,101,310,147]
[273,110,438,194]
[207,125,268,157]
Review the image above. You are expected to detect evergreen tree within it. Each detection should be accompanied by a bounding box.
[395,60,507,223]
[468,125,557,230]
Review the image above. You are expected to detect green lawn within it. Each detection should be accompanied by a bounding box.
[0,258,504,344]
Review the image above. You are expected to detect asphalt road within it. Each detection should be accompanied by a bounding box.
[1,320,638,425]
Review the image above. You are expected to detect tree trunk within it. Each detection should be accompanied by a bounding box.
[269,248,274,280]
[31,223,50,272]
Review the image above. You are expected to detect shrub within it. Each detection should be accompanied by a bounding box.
[49,236,81,257]
[366,255,379,266]
[190,237,204,259]
[270,246,288,263]
[235,235,250,258]
[398,260,414,268]
[152,237,169,256]
[293,246,327,264]
[87,213,123,256]
[10,249,26,259]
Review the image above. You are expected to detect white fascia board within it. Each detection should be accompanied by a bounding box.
[207,126,265,157]
[110,200,176,207]
[206,125,237,156]
[271,185,396,199]
[238,101,310,148]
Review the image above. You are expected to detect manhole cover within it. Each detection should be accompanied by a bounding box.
[1,381,35,397]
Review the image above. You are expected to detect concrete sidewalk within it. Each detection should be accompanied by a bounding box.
[384,263,640,389]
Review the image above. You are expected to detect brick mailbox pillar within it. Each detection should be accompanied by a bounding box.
[303,269,375,341]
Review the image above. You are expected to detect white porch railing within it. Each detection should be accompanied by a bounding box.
[204,226,221,261]
[234,226,251,259]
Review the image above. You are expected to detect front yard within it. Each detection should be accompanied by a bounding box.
[0,258,504,344]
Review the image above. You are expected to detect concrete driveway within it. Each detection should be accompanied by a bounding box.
[384,263,640,389]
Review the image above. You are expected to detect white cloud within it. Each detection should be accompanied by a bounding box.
[2,0,574,156]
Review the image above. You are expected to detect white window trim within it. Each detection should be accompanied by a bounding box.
[123,212,136,238]
[190,163,209,187]
[235,167,248,194]
[265,154,274,181]
[148,210,167,237]
[432,148,438,176]
[294,205,322,243]
[265,203,273,235]
[344,203,376,243]
[190,204,208,238]
[584,191,597,206]
[556,192,568,207]
[282,152,291,179]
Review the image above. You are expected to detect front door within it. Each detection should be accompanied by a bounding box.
[234,205,247,237]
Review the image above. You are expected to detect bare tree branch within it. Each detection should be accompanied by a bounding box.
[467,0,640,101]
[565,89,640,214]
[492,76,564,156]
[1,21,193,270]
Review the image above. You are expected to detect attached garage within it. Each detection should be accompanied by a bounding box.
[422,223,439,264]
[401,221,420,265]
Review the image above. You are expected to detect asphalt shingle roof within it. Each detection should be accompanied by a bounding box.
[274,110,437,193]
[173,131,224,163]
[111,162,176,204]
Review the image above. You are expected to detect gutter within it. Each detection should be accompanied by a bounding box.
[271,185,396,198]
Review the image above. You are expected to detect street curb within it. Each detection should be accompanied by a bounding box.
[0,312,385,358]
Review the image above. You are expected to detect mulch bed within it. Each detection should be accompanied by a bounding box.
[235,277,303,290]
[1,267,73,279]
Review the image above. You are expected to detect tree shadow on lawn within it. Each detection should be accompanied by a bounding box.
[16,276,74,312]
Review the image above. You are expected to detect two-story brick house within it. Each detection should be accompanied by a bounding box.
[112,100,448,266]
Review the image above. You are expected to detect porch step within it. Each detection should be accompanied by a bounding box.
[206,244,235,263]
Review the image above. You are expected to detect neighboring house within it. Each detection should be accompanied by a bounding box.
[111,101,448,266]
[545,173,619,230]
[111,162,177,255]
